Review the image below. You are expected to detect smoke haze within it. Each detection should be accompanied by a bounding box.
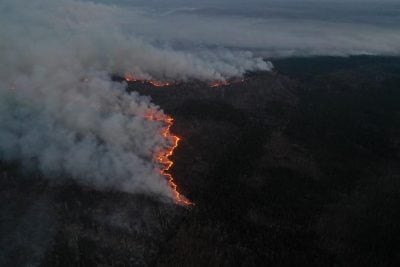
[1,0,399,199]
[1,1,399,266]
[92,0,400,57]
[0,0,272,199]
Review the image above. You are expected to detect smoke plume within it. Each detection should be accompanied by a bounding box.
[0,0,271,199]
[110,0,400,57]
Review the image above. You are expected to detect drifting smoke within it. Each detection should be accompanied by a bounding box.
[0,0,271,200]
[107,0,400,57]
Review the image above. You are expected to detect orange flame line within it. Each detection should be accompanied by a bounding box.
[125,74,245,89]
[124,73,244,206]
[125,74,172,87]
[144,111,192,206]
[209,81,229,87]
[209,78,245,88]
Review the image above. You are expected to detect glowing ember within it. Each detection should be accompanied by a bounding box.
[148,80,171,87]
[124,74,172,87]
[209,81,229,87]
[125,73,245,88]
[144,111,192,206]
[209,78,245,88]
[124,74,140,82]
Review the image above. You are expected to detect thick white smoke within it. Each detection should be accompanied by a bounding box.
[0,0,271,199]
[0,0,271,83]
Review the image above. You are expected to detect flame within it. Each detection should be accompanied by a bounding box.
[209,81,229,88]
[124,74,171,87]
[148,80,171,87]
[125,74,190,205]
[124,74,139,82]
[144,111,192,206]
[209,78,245,88]
[125,73,245,88]
[123,73,243,205]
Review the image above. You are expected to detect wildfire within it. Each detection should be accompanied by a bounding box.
[209,80,229,88]
[144,111,192,206]
[124,73,243,205]
[148,80,171,87]
[209,78,245,88]
[125,73,245,88]
[124,74,172,87]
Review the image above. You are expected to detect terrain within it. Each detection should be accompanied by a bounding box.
[1,56,400,266]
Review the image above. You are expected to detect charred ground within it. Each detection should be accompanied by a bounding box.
[1,56,400,266]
